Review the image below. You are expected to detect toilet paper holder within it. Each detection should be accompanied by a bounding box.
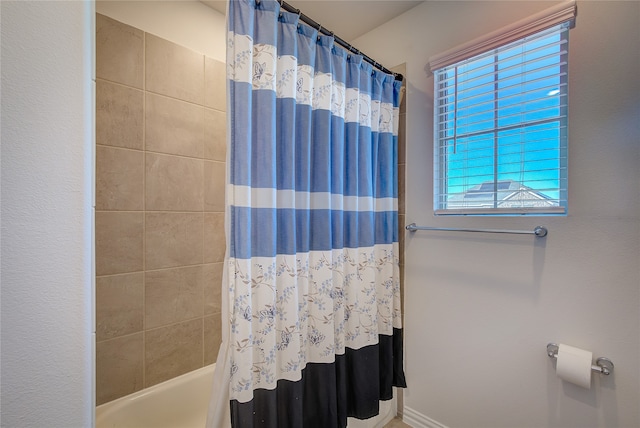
[547,343,614,375]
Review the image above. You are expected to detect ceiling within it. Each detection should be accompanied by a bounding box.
[201,0,424,41]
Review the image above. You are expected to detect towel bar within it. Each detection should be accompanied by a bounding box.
[405,223,548,237]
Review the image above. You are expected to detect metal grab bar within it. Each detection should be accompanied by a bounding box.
[405,223,548,237]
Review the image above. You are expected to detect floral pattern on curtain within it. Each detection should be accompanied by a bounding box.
[209,1,406,426]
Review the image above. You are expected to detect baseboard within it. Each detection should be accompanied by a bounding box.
[402,406,448,428]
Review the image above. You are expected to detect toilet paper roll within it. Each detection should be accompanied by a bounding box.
[556,344,593,389]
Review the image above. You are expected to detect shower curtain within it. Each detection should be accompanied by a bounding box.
[208,0,406,426]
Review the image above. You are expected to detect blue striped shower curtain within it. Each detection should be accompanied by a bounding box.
[208,1,406,426]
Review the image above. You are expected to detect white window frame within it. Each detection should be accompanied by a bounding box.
[429,1,576,216]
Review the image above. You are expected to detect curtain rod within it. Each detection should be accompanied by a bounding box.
[274,0,404,82]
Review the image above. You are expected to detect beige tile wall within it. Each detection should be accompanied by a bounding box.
[95,14,226,405]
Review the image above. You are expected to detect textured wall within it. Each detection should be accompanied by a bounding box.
[0,1,94,426]
[94,14,227,405]
[354,1,640,427]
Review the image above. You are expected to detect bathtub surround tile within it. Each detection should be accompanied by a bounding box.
[145,34,204,105]
[145,266,204,329]
[145,213,204,270]
[96,145,144,211]
[204,213,226,263]
[398,112,406,165]
[204,314,222,365]
[96,333,144,405]
[145,93,205,158]
[96,80,144,150]
[145,319,203,387]
[96,15,228,404]
[398,163,406,215]
[95,211,144,276]
[146,153,204,212]
[96,273,144,341]
[96,14,143,89]
[399,213,406,262]
[204,161,226,212]
[203,263,223,315]
[204,108,227,161]
[205,57,226,112]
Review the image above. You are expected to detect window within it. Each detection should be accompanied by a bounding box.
[430,2,576,215]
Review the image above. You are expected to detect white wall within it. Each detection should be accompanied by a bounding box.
[354,1,640,427]
[0,3,223,425]
[96,1,226,61]
[0,1,95,427]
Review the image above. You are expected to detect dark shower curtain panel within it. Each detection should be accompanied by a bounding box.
[214,0,407,426]
[230,329,406,427]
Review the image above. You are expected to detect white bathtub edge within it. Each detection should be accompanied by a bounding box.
[96,364,216,427]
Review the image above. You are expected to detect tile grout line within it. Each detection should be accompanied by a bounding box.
[142,28,147,391]
[96,262,223,279]
[95,76,143,93]
[202,54,207,368]
[95,209,225,214]
[96,143,226,164]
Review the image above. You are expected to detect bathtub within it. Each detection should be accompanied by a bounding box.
[96,364,215,428]
[95,363,396,427]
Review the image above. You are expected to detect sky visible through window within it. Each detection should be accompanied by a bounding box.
[435,24,568,210]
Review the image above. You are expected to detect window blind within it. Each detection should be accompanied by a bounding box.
[429,0,576,72]
[433,21,571,215]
